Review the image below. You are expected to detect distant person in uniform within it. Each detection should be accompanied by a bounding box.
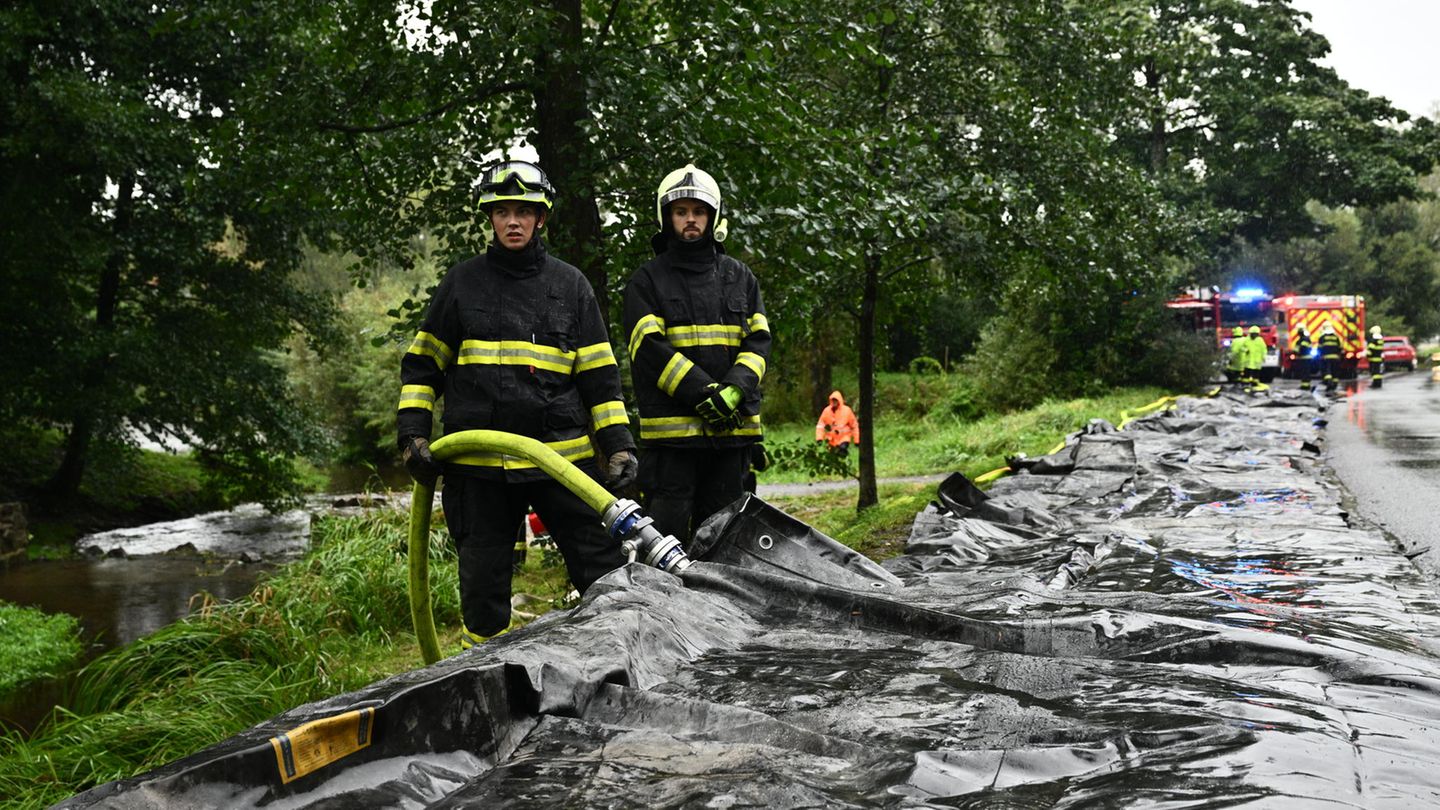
[1291,324,1315,392]
[1367,325,1385,389]
[1226,326,1247,386]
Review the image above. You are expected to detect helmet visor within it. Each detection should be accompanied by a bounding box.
[658,169,720,212]
[478,161,555,207]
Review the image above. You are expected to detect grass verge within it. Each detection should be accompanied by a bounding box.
[757,386,1174,484]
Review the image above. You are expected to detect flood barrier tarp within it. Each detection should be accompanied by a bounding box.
[60,390,1440,808]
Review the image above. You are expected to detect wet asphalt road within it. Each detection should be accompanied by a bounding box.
[1327,369,1440,578]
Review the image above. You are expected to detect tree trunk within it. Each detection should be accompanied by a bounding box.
[809,333,832,419]
[532,0,609,314]
[856,251,880,510]
[1144,56,1166,174]
[46,173,134,503]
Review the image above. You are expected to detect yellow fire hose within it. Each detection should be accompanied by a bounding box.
[408,430,689,664]
[973,396,1179,486]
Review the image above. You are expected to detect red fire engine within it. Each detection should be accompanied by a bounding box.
[1165,287,1281,379]
[1270,294,1367,378]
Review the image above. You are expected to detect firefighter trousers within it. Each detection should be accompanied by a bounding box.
[640,446,750,548]
[441,473,623,637]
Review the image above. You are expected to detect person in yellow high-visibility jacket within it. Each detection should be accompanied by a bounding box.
[1242,325,1269,392]
[1225,327,1247,385]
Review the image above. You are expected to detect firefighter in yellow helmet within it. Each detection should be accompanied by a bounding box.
[1317,323,1343,392]
[1242,325,1269,392]
[396,160,635,649]
[1225,326,1247,385]
[623,164,770,546]
[1367,325,1386,389]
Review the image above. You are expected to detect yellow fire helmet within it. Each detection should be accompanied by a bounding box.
[476,160,555,211]
[1233,326,1244,337]
[1370,325,1383,338]
[656,164,728,242]
[1248,325,1261,336]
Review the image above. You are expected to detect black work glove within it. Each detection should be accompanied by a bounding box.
[603,449,638,492]
[750,443,769,472]
[401,436,443,487]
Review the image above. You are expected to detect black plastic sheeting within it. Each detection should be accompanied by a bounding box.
[60,389,1440,808]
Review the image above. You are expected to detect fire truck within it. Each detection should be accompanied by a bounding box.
[1165,287,1281,380]
[1269,294,1367,379]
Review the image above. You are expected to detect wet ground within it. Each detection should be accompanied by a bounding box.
[1327,370,1440,580]
[66,386,1440,808]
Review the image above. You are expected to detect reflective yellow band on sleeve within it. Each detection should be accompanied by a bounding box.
[639,414,762,440]
[397,384,436,412]
[735,352,766,381]
[666,323,742,349]
[658,353,696,397]
[590,400,629,430]
[746,313,770,336]
[457,340,575,374]
[574,341,617,373]
[448,434,595,470]
[407,331,454,370]
[628,314,666,360]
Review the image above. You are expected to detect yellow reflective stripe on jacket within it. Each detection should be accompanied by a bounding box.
[735,352,766,381]
[590,400,629,430]
[628,314,666,359]
[397,384,436,412]
[639,414,762,440]
[457,340,575,374]
[666,323,742,348]
[658,353,696,397]
[575,341,617,373]
[448,435,594,470]
[746,313,770,336]
[407,331,454,369]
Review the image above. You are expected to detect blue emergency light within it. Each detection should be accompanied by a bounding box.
[1232,287,1267,300]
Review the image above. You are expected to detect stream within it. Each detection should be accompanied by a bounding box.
[0,476,409,734]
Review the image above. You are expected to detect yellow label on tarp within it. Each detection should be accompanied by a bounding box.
[269,706,375,785]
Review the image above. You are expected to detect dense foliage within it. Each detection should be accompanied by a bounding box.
[2,0,1435,509]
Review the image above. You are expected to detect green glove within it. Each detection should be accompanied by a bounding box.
[696,384,744,429]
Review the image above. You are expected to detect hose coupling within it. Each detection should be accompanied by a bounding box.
[602,498,693,575]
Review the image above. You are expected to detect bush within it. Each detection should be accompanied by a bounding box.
[0,602,83,697]
[962,316,1059,414]
[765,438,853,478]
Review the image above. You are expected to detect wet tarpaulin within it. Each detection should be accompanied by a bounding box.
[61,390,1440,808]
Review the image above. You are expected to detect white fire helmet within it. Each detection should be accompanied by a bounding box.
[656,164,728,242]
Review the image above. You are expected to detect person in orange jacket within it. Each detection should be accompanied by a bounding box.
[815,390,859,454]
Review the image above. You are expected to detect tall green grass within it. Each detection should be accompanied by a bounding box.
[759,386,1172,484]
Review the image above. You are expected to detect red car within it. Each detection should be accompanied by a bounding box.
[1382,336,1417,372]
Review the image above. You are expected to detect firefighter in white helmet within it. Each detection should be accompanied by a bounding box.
[1366,325,1386,389]
[623,164,770,546]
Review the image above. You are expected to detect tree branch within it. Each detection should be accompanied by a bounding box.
[880,253,936,283]
[595,0,623,51]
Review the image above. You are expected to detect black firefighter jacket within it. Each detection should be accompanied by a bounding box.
[623,236,771,448]
[397,238,634,481]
